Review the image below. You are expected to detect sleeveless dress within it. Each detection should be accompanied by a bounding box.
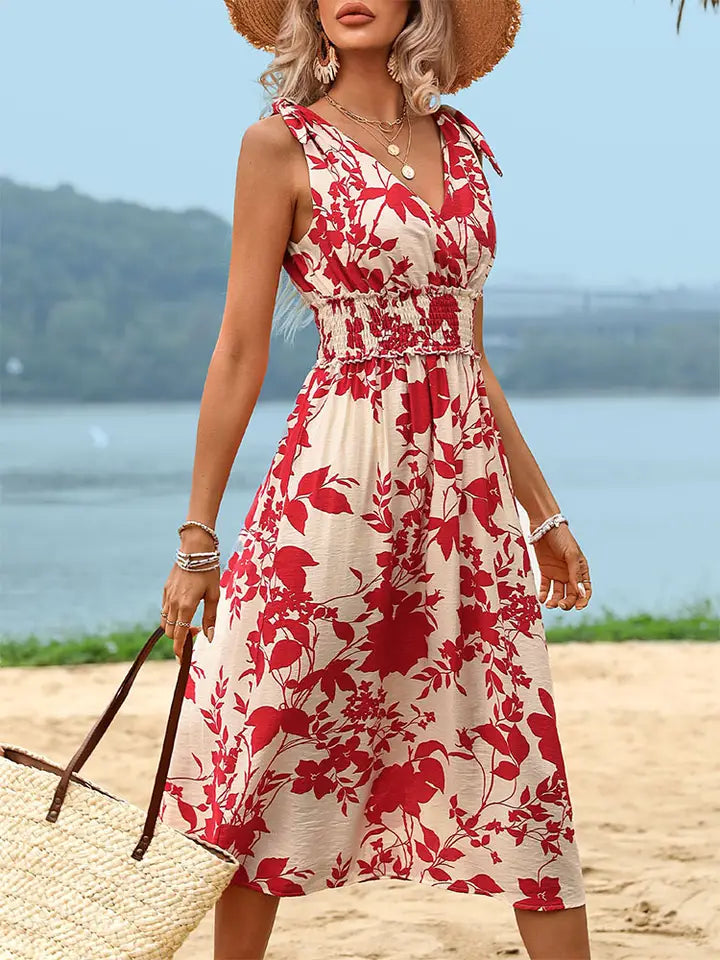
[158,95,587,913]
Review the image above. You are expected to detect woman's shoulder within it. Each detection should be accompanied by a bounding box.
[237,110,306,198]
[242,115,295,158]
[243,97,307,155]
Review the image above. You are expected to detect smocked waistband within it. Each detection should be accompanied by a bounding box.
[309,287,481,365]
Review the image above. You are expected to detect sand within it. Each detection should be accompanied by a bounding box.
[1,641,718,959]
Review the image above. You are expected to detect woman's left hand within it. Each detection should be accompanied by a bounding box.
[531,523,592,611]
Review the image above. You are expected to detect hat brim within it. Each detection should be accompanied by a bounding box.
[224,0,522,94]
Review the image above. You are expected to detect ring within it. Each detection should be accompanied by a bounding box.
[176,620,192,627]
[164,618,177,625]
[160,609,168,617]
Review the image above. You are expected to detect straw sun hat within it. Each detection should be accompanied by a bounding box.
[223,0,522,93]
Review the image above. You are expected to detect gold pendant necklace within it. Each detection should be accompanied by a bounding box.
[324,93,407,157]
[323,95,416,181]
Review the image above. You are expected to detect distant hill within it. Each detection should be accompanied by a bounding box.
[1,177,318,402]
[1,178,717,401]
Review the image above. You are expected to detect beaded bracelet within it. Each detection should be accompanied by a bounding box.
[177,520,219,548]
[528,512,568,544]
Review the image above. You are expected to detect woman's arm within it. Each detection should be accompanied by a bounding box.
[182,118,295,538]
[162,113,300,650]
[472,299,592,611]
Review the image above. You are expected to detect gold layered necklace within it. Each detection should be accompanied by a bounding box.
[323,93,417,182]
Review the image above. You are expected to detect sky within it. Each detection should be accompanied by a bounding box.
[1,0,718,289]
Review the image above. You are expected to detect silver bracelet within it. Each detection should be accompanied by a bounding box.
[175,548,220,572]
[177,520,219,549]
[175,550,220,569]
[528,512,568,544]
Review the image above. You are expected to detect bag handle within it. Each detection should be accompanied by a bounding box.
[45,625,194,861]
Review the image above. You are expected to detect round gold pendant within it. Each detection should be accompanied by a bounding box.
[401,164,415,180]
[387,143,400,156]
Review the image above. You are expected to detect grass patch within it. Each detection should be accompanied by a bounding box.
[0,598,718,667]
[0,625,176,667]
[542,596,719,644]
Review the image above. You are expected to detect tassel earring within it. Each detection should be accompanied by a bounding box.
[312,8,339,84]
[387,45,401,82]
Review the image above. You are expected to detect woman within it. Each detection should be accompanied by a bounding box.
[158,1,593,958]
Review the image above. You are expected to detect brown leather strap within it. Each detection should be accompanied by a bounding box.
[46,626,194,861]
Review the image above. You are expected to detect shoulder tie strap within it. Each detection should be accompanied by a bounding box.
[442,104,504,178]
[271,95,313,145]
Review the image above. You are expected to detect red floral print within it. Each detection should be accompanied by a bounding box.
[158,96,586,913]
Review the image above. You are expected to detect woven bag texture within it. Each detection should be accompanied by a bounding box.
[0,746,239,960]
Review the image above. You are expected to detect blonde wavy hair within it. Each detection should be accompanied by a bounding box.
[259,0,458,116]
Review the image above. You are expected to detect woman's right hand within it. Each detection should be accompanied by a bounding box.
[161,554,220,659]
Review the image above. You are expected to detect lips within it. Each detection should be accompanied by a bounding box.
[336,2,375,22]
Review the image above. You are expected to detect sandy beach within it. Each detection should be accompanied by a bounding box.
[2,640,718,959]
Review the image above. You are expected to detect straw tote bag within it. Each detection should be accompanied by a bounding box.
[0,625,240,959]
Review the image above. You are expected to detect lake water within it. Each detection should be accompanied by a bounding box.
[2,395,718,641]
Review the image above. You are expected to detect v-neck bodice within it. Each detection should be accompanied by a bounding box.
[270,95,504,366]
[294,100,452,220]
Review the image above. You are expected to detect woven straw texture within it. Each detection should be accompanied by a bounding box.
[0,745,239,960]
[223,0,522,93]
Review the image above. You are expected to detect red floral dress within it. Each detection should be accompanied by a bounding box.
[159,95,586,912]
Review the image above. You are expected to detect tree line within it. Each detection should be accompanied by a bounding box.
[2,177,716,402]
